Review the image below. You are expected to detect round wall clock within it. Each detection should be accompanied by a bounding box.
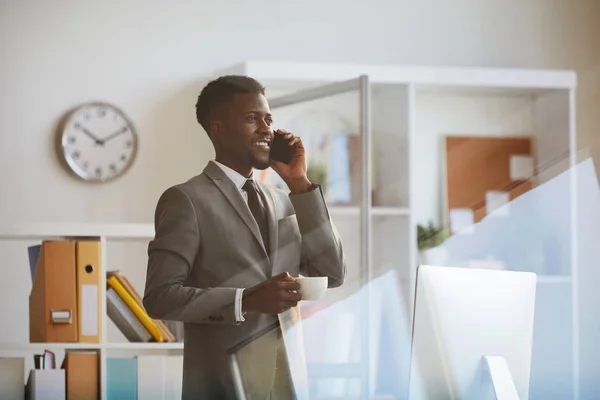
[56,102,138,182]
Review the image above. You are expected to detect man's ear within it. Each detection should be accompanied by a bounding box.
[210,120,224,141]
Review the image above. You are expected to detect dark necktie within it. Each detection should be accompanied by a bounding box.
[242,179,270,252]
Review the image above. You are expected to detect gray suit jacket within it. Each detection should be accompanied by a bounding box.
[143,161,346,399]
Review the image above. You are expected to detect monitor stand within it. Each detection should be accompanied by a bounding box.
[483,355,520,400]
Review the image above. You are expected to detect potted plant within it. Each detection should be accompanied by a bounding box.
[307,162,327,190]
[417,221,449,265]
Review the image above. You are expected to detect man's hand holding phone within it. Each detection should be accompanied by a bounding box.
[270,129,312,194]
[242,272,303,314]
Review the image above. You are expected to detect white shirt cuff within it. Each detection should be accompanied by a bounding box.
[235,288,246,323]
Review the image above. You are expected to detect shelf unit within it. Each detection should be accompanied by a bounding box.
[0,210,404,399]
[0,342,184,351]
[0,222,185,400]
[0,222,155,240]
[217,60,579,399]
[0,207,406,240]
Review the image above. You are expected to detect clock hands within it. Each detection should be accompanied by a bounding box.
[75,124,103,146]
[74,124,128,146]
[102,126,128,144]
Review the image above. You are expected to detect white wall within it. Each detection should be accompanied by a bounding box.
[0,0,598,226]
[0,0,598,394]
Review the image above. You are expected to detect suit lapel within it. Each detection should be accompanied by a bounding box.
[203,162,268,258]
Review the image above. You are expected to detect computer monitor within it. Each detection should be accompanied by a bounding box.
[408,265,537,400]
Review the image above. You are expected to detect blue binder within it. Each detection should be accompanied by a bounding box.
[107,357,137,399]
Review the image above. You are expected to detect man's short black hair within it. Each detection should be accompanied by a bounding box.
[195,75,265,136]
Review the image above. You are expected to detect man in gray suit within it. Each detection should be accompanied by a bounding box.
[143,75,346,399]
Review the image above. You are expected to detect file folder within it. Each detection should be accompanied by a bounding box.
[107,287,152,342]
[0,357,25,400]
[107,271,175,342]
[107,358,137,399]
[136,355,184,399]
[75,240,102,343]
[62,351,99,400]
[107,276,164,342]
[26,369,66,400]
[29,240,78,343]
[27,245,42,283]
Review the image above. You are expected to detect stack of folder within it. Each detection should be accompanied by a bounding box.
[27,240,175,344]
[28,240,102,343]
[107,271,175,343]
[62,351,99,399]
[106,354,184,399]
[0,357,26,399]
[24,350,100,400]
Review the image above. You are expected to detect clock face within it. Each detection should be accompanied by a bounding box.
[57,102,138,182]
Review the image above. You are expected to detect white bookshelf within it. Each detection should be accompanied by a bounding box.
[0,222,155,240]
[330,207,409,216]
[0,342,184,351]
[220,60,575,89]
[0,214,399,399]
[0,222,181,400]
[0,208,408,239]
[218,60,579,399]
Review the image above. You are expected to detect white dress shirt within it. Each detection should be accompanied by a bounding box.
[211,160,257,323]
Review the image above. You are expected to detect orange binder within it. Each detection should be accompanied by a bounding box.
[29,240,78,343]
[75,240,102,343]
[62,351,99,400]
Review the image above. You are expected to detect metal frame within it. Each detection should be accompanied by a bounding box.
[268,79,367,109]
[269,75,373,399]
[568,88,579,400]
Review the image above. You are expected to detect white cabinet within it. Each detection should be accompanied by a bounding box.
[221,60,579,399]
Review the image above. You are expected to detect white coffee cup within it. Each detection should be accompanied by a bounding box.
[296,276,328,301]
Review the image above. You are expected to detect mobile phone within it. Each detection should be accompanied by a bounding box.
[270,131,297,164]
